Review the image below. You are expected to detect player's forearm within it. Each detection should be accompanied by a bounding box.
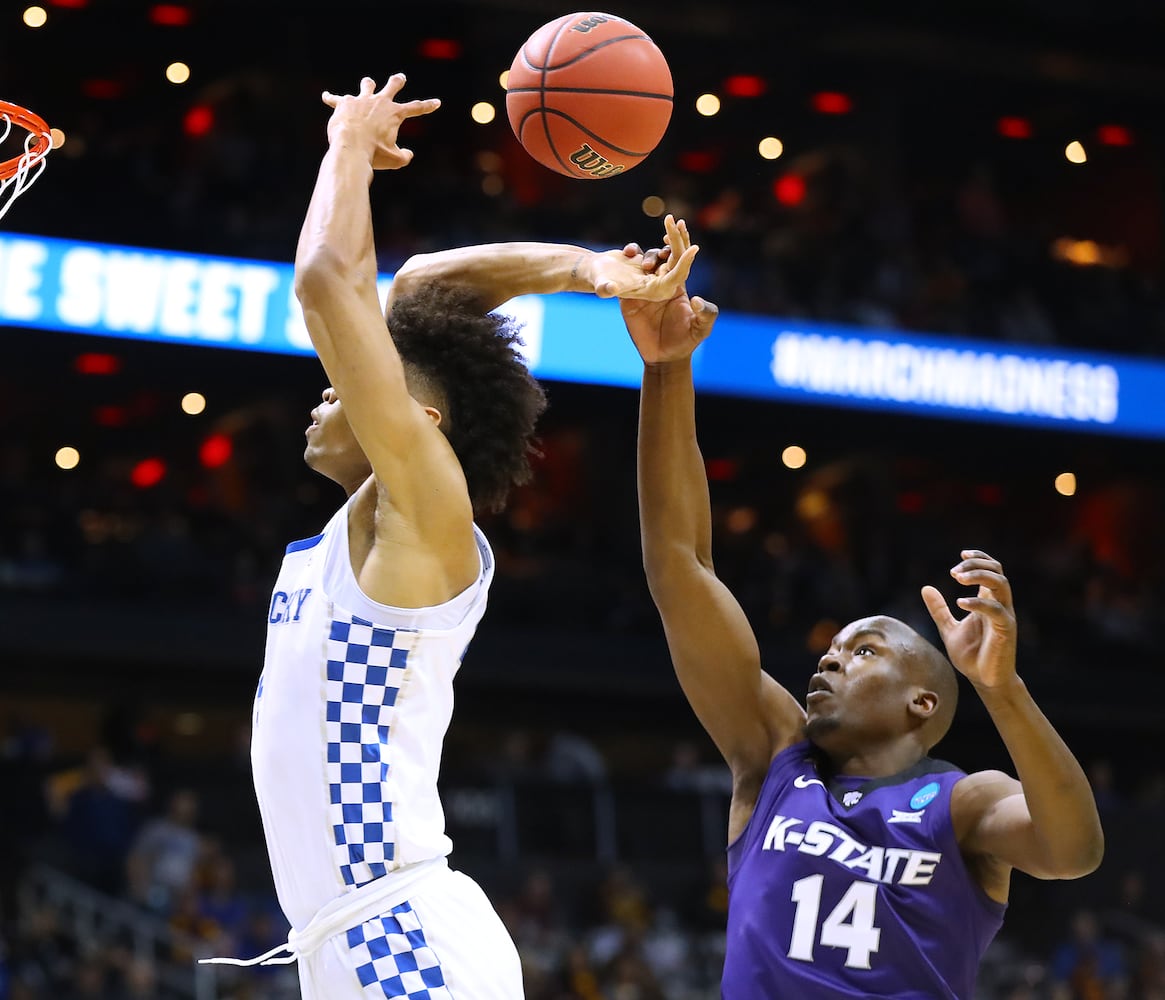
[638,360,714,587]
[295,140,379,300]
[390,243,598,313]
[978,677,1103,875]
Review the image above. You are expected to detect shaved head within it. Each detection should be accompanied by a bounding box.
[902,628,959,749]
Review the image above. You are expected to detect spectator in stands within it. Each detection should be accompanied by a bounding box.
[1049,908,1128,999]
[125,789,203,913]
[45,748,147,895]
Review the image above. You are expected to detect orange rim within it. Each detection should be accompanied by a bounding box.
[0,101,51,181]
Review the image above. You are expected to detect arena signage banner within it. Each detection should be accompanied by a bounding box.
[3,233,1163,439]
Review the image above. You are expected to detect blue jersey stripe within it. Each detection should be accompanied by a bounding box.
[285,533,324,554]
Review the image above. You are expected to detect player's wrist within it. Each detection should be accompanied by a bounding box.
[328,123,379,161]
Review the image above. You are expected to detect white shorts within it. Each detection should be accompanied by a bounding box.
[296,866,524,1000]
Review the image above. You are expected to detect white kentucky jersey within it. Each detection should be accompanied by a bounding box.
[251,498,495,930]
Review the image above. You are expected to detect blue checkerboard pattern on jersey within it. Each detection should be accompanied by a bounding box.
[325,613,417,887]
[346,902,452,1000]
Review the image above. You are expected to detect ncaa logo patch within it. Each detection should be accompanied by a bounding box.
[910,781,940,810]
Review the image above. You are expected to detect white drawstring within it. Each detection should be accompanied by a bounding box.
[199,941,299,967]
[197,856,447,971]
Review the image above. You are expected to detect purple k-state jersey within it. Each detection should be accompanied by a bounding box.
[723,741,1005,999]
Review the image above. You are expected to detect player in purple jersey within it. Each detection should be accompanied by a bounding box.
[619,216,1104,999]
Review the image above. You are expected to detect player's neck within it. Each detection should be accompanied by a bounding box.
[824,740,925,780]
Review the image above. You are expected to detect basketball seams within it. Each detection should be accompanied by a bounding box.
[506,87,673,102]
[506,13,672,178]
[535,16,577,174]
[543,33,656,71]
[516,107,652,159]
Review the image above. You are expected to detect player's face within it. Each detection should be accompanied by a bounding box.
[304,387,371,489]
[804,616,916,749]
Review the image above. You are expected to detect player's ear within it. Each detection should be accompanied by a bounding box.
[422,404,442,428]
[908,688,938,721]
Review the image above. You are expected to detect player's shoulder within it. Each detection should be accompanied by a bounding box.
[951,769,1023,833]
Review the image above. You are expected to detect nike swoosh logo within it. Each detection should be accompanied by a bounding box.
[793,774,826,789]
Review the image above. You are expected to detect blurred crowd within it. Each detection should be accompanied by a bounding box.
[2,709,1165,999]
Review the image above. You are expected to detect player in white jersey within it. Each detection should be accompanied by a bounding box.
[204,74,698,1000]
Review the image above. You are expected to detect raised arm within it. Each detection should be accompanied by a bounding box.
[293,75,457,529]
[622,219,806,827]
[924,552,1104,890]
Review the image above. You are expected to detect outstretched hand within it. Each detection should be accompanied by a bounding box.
[619,215,718,364]
[322,74,441,170]
[921,550,1019,691]
[588,214,699,301]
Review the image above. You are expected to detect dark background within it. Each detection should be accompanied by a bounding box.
[1,1,1163,998]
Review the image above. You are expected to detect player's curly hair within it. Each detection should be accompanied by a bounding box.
[388,282,548,515]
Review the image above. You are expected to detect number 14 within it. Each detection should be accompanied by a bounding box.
[789,875,881,969]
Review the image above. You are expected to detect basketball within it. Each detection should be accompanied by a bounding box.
[505,12,673,180]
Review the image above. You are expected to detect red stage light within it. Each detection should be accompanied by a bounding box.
[724,75,766,98]
[82,79,125,100]
[996,116,1033,139]
[811,91,853,115]
[94,405,128,427]
[773,174,806,206]
[896,491,925,514]
[75,352,121,375]
[131,458,167,488]
[183,105,214,137]
[419,38,462,60]
[49,0,88,8]
[706,458,739,482]
[678,150,718,173]
[1097,124,1133,146]
[199,434,233,468]
[149,3,191,25]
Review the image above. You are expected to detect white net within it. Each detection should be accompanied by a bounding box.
[0,108,51,222]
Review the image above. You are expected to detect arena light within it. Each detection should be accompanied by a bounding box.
[166,62,191,85]
[641,195,665,218]
[50,127,66,149]
[94,405,128,427]
[706,458,738,482]
[774,173,806,206]
[82,79,124,99]
[55,446,80,470]
[724,75,766,98]
[131,457,167,488]
[181,392,206,415]
[199,433,232,468]
[679,150,717,173]
[1065,141,1087,164]
[1097,124,1133,147]
[695,94,721,117]
[149,3,191,25]
[996,116,1032,139]
[471,102,496,125]
[758,137,784,160]
[75,352,121,375]
[811,91,853,115]
[781,445,807,469]
[48,0,87,7]
[498,70,510,89]
[183,105,214,137]
[1054,472,1077,496]
[22,6,47,27]
[419,38,462,60]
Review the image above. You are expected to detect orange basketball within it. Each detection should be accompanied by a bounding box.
[505,12,673,180]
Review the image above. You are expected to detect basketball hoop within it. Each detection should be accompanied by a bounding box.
[0,100,52,221]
